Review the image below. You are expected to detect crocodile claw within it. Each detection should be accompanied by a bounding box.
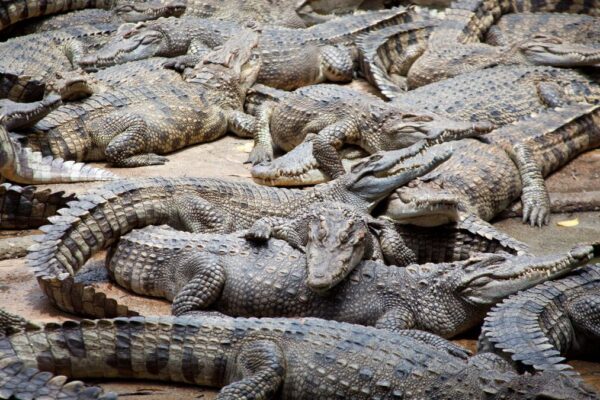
[245,220,272,242]
[522,201,550,227]
[247,145,274,165]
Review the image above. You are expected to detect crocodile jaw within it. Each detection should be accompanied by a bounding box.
[459,246,594,305]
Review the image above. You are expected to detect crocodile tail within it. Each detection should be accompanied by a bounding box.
[27,178,186,318]
[356,21,437,100]
[0,0,114,32]
[458,212,530,255]
[1,128,118,184]
[0,317,110,399]
[479,264,600,374]
[0,183,76,229]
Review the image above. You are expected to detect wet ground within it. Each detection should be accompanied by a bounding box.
[0,134,599,398]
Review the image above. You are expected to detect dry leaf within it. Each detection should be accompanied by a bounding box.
[556,218,579,227]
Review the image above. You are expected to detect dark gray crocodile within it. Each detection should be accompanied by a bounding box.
[107,223,595,338]
[1,96,117,183]
[246,83,491,178]
[380,104,600,235]
[406,0,600,88]
[18,31,261,168]
[2,310,597,400]
[79,8,420,90]
[26,145,449,317]
[479,263,600,376]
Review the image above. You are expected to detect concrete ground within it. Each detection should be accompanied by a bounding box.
[0,134,599,398]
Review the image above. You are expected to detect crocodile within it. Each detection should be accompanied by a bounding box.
[246,65,600,187]
[380,103,600,234]
[485,13,600,67]
[1,96,117,183]
[0,23,120,102]
[246,83,491,178]
[11,0,186,35]
[479,263,600,376]
[2,311,598,400]
[0,0,112,33]
[406,0,600,88]
[392,65,600,124]
[26,144,449,317]
[79,8,421,90]
[486,13,600,47]
[0,1,189,102]
[0,183,75,230]
[107,225,593,338]
[18,31,261,168]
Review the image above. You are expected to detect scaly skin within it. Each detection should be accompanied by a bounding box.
[0,23,117,102]
[1,96,117,183]
[479,262,600,375]
[393,65,600,124]
[248,83,491,181]
[406,0,600,88]
[0,0,112,33]
[0,183,75,230]
[486,13,600,47]
[13,1,186,35]
[20,32,261,168]
[2,311,597,400]
[357,20,439,98]
[380,104,600,232]
[27,147,450,317]
[107,226,594,338]
[80,9,418,90]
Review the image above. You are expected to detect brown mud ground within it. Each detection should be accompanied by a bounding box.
[1,132,599,398]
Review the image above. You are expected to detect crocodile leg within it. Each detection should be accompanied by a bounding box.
[311,119,359,179]
[374,219,416,267]
[172,195,231,233]
[245,216,305,248]
[320,45,355,83]
[375,307,415,331]
[215,340,285,400]
[566,294,600,344]
[248,104,276,164]
[510,143,551,226]
[170,252,226,316]
[227,110,257,139]
[94,113,169,167]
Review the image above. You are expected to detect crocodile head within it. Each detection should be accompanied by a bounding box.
[186,25,262,97]
[382,183,462,226]
[0,95,61,130]
[304,205,369,292]
[113,0,186,23]
[378,109,493,149]
[520,35,600,67]
[449,245,594,306]
[79,20,181,69]
[333,141,452,211]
